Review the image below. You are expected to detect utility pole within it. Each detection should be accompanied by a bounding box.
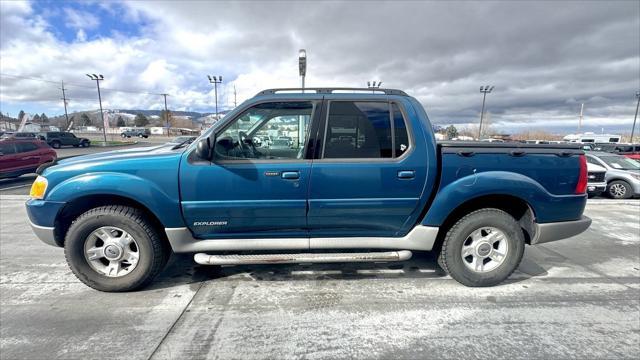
[207,75,223,120]
[86,74,107,142]
[578,103,584,132]
[60,81,70,129]
[631,91,640,142]
[478,85,494,139]
[161,93,170,137]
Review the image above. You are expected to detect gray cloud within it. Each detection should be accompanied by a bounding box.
[1,0,638,133]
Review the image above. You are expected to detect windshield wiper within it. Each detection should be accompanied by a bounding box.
[171,139,194,150]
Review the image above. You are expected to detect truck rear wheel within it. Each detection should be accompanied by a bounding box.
[440,208,524,287]
[64,205,170,292]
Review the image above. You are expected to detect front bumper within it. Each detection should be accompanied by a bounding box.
[26,199,66,247]
[29,220,57,247]
[587,182,606,194]
[531,216,592,245]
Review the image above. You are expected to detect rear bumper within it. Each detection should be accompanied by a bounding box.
[531,216,592,245]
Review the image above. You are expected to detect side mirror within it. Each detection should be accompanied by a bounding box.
[195,137,212,160]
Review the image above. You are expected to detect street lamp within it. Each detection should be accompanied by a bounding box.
[478,85,494,139]
[299,49,306,91]
[207,75,223,120]
[86,74,107,142]
[367,81,382,93]
[632,91,640,142]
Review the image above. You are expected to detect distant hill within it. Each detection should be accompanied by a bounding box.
[116,109,216,119]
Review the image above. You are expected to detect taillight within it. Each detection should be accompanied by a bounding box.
[575,154,587,194]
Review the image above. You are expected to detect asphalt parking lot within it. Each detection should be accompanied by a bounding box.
[0,196,638,359]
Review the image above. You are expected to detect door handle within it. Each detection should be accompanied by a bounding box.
[281,171,300,180]
[397,170,415,179]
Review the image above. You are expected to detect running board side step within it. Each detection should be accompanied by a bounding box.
[194,250,413,265]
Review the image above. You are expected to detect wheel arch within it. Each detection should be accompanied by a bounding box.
[430,194,536,254]
[53,194,168,248]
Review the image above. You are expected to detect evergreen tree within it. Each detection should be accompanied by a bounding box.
[32,114,41,123]
[40,113,49,123]
[18,110,25,121]
[445,125,459,140]
[116,116,126,127]
[134,113,149,127]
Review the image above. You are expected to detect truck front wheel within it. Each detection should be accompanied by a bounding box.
[440,208,525,287]
[64,205,170,292]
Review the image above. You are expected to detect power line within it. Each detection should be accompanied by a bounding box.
[1,73,163,96]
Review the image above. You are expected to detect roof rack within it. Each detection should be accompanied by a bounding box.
[255,88,408,96]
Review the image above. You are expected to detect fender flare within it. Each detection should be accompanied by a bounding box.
[421,171,583,226]
[46,172,184,228]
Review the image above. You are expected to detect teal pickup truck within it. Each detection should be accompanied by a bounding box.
[26,88,591,292]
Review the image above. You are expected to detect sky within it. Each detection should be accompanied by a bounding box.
[0,0,639,134]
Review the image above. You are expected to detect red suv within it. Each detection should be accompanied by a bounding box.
[0,139,57,179]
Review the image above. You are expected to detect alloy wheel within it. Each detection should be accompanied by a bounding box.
[461,227,509,273]
[84,226,140,277]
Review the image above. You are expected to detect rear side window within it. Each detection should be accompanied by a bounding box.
[15,142,38,153]
[323,101,409,159]
[392,103,409,157]
[0,142,16,155]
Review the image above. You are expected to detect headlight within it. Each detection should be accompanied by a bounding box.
[29,176,48,199]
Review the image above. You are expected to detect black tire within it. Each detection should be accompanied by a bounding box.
[607,180,632,199]
[440,208,525,287]
[82,140,90,147]
[50,141,61,149]
[64,205,170,292]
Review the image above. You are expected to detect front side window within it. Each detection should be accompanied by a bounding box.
[323,101,410,159]
[215,101,314,160]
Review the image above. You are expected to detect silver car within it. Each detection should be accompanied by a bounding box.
[586,152,640,199]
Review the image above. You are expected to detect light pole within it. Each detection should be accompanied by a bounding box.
[207,75,222,120]
[367,81,382,93]
[632,91,640,143]
[478,85,494,139]
[86,74,107,142]
[299,49,306,91]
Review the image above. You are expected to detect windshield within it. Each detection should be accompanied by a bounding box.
[599,155,640,170]
[272,139,289,146]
